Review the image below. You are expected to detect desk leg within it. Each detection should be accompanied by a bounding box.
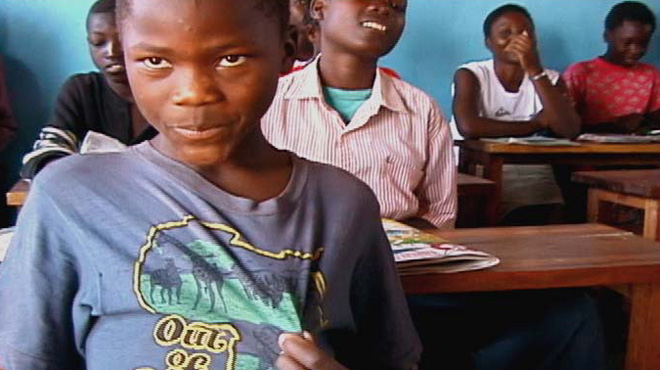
[458,147,477,175]
[587,189,615,225]
[643,199,660,241]
[625,283,660,370]
[482,157,503,226]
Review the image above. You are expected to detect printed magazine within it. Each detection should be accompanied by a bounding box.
[383,219,500,275]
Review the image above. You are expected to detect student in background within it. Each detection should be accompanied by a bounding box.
[563,1,660,133]
[0,0,421,368]
[559,1,659,223]
[0,55,16,228]
[20,0,155,179]
[290,0,317,65]
[264,0,456,230]
[0,56,16,151]
[451,4,580,224]
[417,5,604,369]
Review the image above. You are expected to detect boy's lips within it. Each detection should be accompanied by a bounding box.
[172,125,228,140]
[360,21,388,32]
[105,63,126,74]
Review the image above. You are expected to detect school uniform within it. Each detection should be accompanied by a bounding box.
[262,57,457,229]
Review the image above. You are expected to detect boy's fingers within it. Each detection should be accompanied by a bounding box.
[279,333,338,369]
[276,354,307,370]
[302,331,315,342]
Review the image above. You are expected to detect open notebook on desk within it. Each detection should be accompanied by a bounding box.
[577,133,660,143]
[482,135,580,146]
[383,219,499,275]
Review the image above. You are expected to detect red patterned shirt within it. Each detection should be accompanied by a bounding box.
[562,57,660,125]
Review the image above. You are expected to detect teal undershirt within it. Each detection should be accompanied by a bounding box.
[322,86,372,123]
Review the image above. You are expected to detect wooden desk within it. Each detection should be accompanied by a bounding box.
[6,179,29,207]
[457,173,495,228]
[402,223,660,370]
[457,140,660,225]
[573,170,660,241]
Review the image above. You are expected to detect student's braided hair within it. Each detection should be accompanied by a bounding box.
[116,0,290,34]
[605,1,655,32]
[87,0,116,28]
[483,4,534,38]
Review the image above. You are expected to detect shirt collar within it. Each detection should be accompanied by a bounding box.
[283,56,408,114]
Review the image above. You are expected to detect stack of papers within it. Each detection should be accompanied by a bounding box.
[577,133,660,144]
[383,219,499,275]
[482,136,580,146]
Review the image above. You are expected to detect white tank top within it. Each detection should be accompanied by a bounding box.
[450,59,560,139]
[450,59,564,216]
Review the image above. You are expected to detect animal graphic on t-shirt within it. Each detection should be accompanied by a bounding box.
[148,258,182,305]
[230,265,302,309]
[132,216,328,370]
[157,232,229,312]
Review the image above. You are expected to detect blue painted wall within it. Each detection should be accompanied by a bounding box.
[0,0,659,197]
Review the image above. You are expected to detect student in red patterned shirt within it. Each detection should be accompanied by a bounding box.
[558,1,660,223]
[562,1,660,134]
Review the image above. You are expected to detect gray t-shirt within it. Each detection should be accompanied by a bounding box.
[0,142,420,370]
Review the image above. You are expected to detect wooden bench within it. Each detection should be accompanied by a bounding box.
[6,179,30,208]
[573,170,660,241]
[457,173,495,228]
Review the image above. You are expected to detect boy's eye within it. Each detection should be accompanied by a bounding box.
[218,55,247,68]
[88,38,105,47]
[142,57,172,70]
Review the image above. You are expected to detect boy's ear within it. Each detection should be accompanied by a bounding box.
[485,37,492,51]
[603,29,611,44]
[310,0,326,21]
[281,25,298,73]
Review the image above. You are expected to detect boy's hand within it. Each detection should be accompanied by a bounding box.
[505,31,543,76]
[615,113,645,133]
[276,332,348,370]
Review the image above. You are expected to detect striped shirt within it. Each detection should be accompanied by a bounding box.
[262,58,457,229]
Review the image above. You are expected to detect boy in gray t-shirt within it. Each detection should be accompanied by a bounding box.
[0,0,420,369]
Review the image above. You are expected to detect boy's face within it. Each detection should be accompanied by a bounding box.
[290,0,315,61]
[316,0,406,59]
[121,0,293,167]
[605,20,653,67]
[88,12,127,85]
[486,12,535,65]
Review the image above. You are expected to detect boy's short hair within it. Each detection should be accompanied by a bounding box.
[116,0,290,34]
[483,3,534,38]
[292,0,315,26]
[87,0,116,28]
[605,1,656,32]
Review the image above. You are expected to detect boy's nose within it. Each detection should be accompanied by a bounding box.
[106,39,122,59]
[366,0,392,14]
[172,70,224,106]
[628,44,644,55]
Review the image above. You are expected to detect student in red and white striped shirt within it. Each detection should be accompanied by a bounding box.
[263,0,456,230]
[264,1,605,369]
